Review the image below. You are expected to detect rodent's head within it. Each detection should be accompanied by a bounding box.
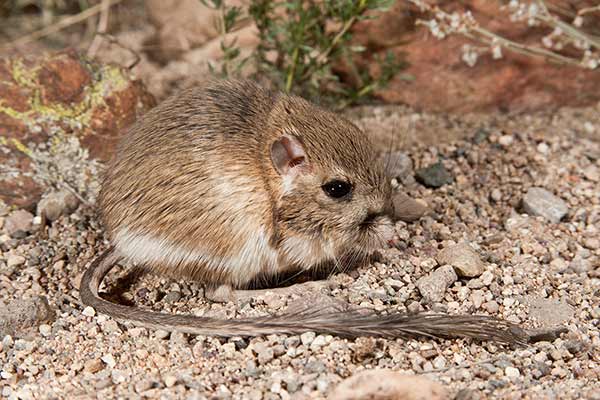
[267,95,395,268]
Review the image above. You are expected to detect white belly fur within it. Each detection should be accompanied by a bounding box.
[114,227,281,287]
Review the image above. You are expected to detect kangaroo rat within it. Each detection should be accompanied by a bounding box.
[80,80,527,343]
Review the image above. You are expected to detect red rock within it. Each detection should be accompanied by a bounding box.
[351,1,600,113]
[0,49,155,208]
[38,55,91,105]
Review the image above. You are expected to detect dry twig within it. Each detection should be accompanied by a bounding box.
[87,0,112,58]
[3,0,125,50]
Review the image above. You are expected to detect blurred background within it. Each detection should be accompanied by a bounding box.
[2,0,599,111]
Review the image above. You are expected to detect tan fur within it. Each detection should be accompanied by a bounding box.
[81,80,528,344]
[99,80,393,288]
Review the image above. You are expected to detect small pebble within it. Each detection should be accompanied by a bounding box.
[436,243,485,278]
[415,161,453,188]
[416,265,457,303]
[36,190,79,222]
[432,356,446,369]
[330,369,449,400]
[583,165,599,182]
[82,306,96,317]
[6,255,25,268]
[4,210,33,237]
[84,359,105,374]
[482,301,499,314]
[490,188,502,202]
[0,296,55,338]
[300,332,316,346]
[498,135,514,147]
[162,291,182,303]
[310,335,328,349]
[164,375,177,387]
[583,237,600,250]
[38,324,51,337]
[522,187,569,223]
[101,354,116,368]
[505,366,520,379]
[481,271,494,286]
[393,193,429,222]
[537,142,549,154]
[257,348,274,365]
[155,329,170,339]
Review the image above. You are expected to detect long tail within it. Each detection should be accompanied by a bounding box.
[80,248,529,345]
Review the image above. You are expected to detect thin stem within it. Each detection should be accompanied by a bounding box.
[579,5,600,16]
[87,0,111,58]
[3,0,125,50]
[300,0,367,81]
[286,46,299,92]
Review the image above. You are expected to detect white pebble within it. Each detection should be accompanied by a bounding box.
[82,306,96,317]
[1,370,13,379]
[498,135,514,147]
[300,332,316,346]
[503,298,516,307]
[433,356,446,369]
[164,375,177,387]
[481,271,494,286]
[534,351,547,363]
[2,335,14,349]
[505,366,520,378]
[38,324,52,337]
[7,255,26,268]
[101,354,116,368]
[310,335,327,349]
[584,122,595,134]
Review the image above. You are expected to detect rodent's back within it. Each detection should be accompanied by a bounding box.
[99,81,280,286]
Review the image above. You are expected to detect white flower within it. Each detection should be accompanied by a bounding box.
[585,58,598,69]
[450,12,460,29]
[527,3,539,18]
[492,45,503,59]
[542,36,553,48]
[461,44,479,67]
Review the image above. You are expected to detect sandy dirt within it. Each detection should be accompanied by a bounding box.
[1,102,599,399]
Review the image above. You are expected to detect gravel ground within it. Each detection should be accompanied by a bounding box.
[0,103,599,399]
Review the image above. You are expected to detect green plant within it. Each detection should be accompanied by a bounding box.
[200,0,249,78]
[201,0,404,108]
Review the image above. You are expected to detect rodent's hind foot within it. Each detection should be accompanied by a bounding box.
[204,284,236,303]
[234,280,330,302]
[205,280,330,304]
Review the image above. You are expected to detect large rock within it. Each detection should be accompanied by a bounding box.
[0,296,56,339]
[352,1,600,113]
[0,50,155,208]
[330,369,449,400]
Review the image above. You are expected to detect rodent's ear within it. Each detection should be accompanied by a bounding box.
[270,135,308,176]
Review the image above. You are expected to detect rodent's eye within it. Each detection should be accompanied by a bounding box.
[322,180,352,199]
